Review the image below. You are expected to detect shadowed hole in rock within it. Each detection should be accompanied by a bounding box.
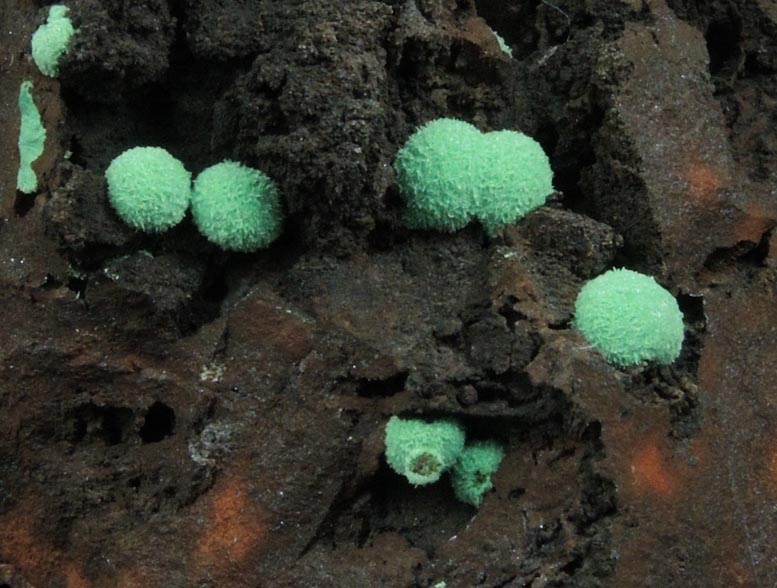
[70,403,135,446]
[509,487,526,499]
[703,230,771,271]
[40,274,62,290]
[671,291,708,376]
[581,421,604,453]
[177,261,228,335]
[497,296,527,331]
[360,459,473,553]
[139,402,176,443]
[66,275,88,298]
[14,193,36,217]
[474,0,542,59]
[706,18,741,76]
[356,372,408,398]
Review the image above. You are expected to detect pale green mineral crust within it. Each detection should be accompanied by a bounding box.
[17,81,46,193]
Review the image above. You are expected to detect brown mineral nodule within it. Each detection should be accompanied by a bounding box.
[2,0,777,586]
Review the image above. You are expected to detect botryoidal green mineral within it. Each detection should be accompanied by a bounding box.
[191,160,283,252]
[393,118,553,235]
[17,81,46,194]
[384,417,466,486]
[31,5,75,77]
[573,268,685,367]
[451,441,504,507]
[105,147,191,232]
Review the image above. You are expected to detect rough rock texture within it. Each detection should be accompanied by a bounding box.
[2,0,777,587]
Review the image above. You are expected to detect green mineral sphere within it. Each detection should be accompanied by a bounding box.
[573,268,685,367]
[384,417,466,486]
[105,147,191,233]
[394,118,481,232]
[191,160,283,252]
[451,441,504,507]
[472,130,553,236]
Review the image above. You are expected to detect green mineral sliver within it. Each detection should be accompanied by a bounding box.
[493,31,513,58]
[17,81,46,194]
[32,4,75,77]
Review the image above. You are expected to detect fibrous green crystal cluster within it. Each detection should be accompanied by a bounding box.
[385,417,466,486]
[191,160,283,252]
[31,4,75,78]
[105,150,283,251]
[573,268,685,367]
[451,441,505,507]
[385,417,504,507]
[105,147,192,233]
[394,118,553,236]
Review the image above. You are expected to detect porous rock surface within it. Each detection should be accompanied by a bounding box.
[1,0,777,587]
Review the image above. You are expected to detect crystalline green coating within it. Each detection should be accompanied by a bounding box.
[191,160,283,252]
[384,416,466,486]
[17,81,46,193]
[393,118,553,235]
[105,147,191,233]
[31,5,75,77]
[451,441,504,507]
[573,268,685,367]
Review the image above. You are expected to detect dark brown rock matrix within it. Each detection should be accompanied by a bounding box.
[1,0,777,587]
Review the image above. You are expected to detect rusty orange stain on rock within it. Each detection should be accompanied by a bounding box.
[0,506,58,585]
[0,501,87,587]
[196,473,269,575]
[630,439,677,498]
[732,202,776,244]
[227,297,314,360]
[115,567,146,588]
[686,161,724,203]
[768,443,777,496]
[65,563,88,588]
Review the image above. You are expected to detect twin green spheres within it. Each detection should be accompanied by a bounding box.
[394,118,554,235]
[384,416,505,508]
[105,147,282,252]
